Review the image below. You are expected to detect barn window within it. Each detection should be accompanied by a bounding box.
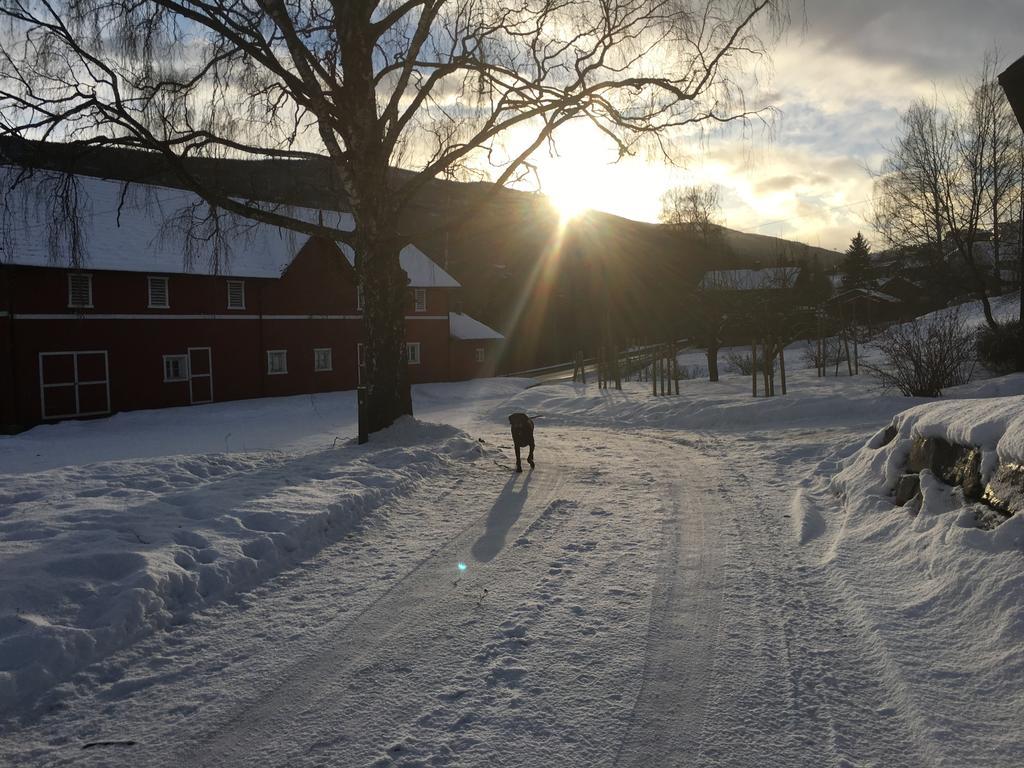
[414,288,426,312]
[148,276,169,308]
[475,347,485,363]
[39,351,110,419]
[227,280,246,310]
[314,348,333,372]
[267,349,287,375]
[356,284,365,311]
[163,354,188,382]
[68,273,93,308]
[406,342,421,365]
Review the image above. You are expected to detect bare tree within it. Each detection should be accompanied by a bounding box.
[0,0,787,433]
[659,184,724,242]
[873,52,1024,331]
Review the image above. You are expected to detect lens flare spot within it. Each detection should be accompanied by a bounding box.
[457,562,468,572]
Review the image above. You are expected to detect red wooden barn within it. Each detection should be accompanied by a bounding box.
[448,312,505,380]
[0,167,498,430]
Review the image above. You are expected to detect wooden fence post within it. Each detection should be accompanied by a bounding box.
[779,347,787,395]
[652,348,657,396]
[751,341,758,397]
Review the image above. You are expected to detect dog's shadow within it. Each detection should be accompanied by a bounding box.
[470,472,534,563]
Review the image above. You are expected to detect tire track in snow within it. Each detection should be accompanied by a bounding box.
[167,443,571,767]
[613,448,726,768]
[692,448,930,768]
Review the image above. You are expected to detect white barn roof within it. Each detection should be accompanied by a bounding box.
[343,245,460,289]
[0,166,460,287]
[449,312,504,340]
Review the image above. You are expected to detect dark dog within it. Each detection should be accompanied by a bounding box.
[508,413,535,473]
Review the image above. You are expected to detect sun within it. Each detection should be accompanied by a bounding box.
[533,121,614,223]
[544,172,592,223]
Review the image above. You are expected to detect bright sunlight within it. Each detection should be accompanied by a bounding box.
[534,121,616,223]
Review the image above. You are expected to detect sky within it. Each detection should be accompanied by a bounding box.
[531,0,1024,252]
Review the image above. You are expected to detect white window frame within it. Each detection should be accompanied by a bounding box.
[406,342,421,365]
[314,347,333,372]
[475,347,486,363]
[413,288,426,312]
[356,284,365,311]
[163,354,188,382]
[227,280,246,310]
[67,273,93,309]
[357,343,366,384]
[266,349,288,375]
[38,350,110,419]
[148,276,170,309]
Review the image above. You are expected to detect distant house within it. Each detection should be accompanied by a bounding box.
[448,312,504,380]
[826,287,902,327]
[878,275,920,304]
[0,167,496,429]
[699,266,800,292]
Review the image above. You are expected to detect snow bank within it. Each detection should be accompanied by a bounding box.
[835,393,1024,512]
[0,418,488,714]
[793,394,1024,759]
[498,374,926,433]
[0,378,532,474]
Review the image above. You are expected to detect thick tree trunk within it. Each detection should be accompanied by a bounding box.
[335,12,412,435]
[356,222,413,434]
[707,345,720,382]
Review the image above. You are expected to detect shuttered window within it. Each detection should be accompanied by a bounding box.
[148,276,169,308]
[68,273,93,308]
[407,342,421,365]
[475,347,485,363]
[414,288,426,312]
[356,284,365,311]
[227,280,245,310]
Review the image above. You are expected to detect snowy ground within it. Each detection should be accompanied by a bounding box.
[2,338,1024,765]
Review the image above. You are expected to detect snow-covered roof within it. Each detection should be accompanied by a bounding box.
[0,166,354,278]
[828,288,901,304]
[343,245,460,289]
[0,166,460,287]
[700,267,800,291]
[449,312,504,340]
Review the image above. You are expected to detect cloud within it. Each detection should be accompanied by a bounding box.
[515,1,1024,253]
[754,175,804,194]
[796,0,1024,82]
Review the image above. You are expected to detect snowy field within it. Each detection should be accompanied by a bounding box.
[2,310,1024,766]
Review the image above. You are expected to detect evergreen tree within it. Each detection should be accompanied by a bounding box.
[841,232,875,289]
[793,255,834,306]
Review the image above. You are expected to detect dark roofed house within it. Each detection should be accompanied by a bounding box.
[826,287,902,329]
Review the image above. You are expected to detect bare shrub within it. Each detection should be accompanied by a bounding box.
[802,336,846,373]
[864,309,975,396]
[724,351,754,375]
[976,320,1024,374]
[674,364,707,381]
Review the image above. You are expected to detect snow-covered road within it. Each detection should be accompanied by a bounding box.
[3,372,1023,766]
[0,425,915,766]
